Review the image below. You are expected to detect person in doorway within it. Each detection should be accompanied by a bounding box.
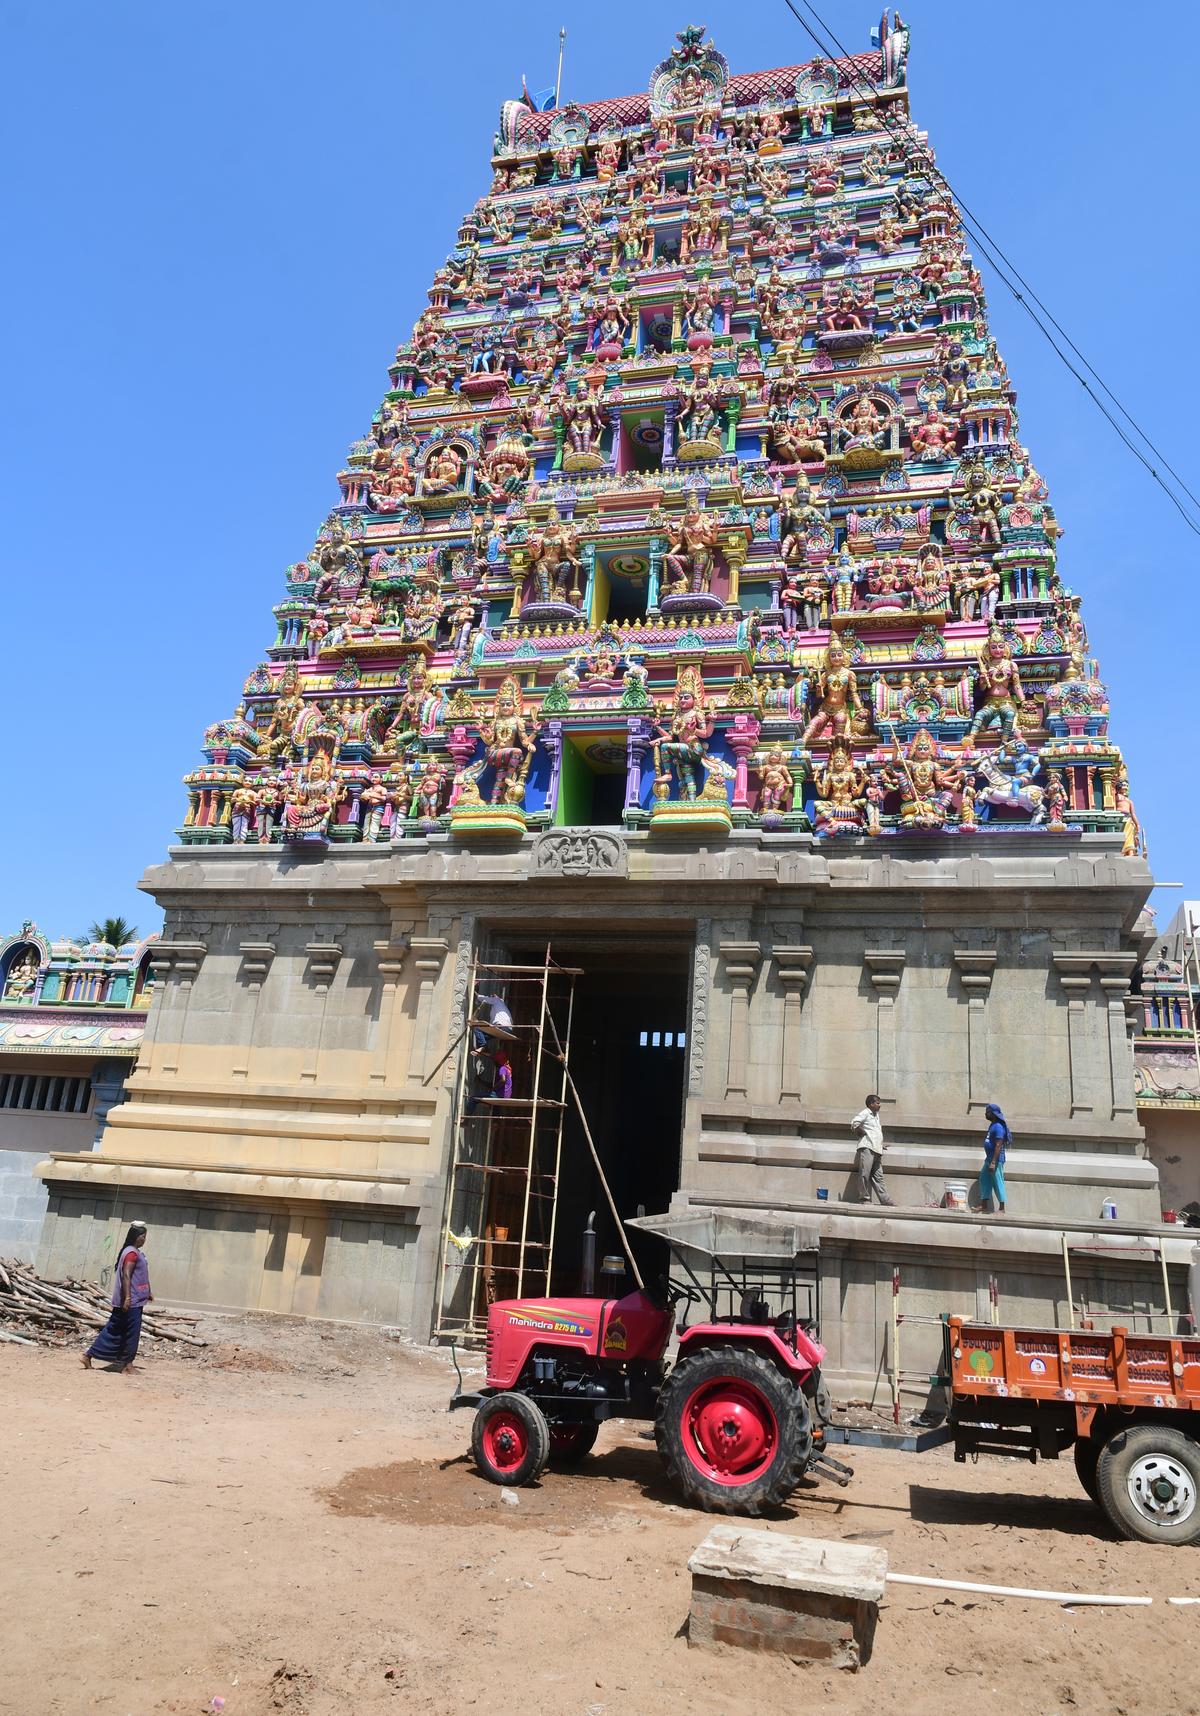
[980,1103,1009,1214]
[850,1094,893,1205]
[81,1222,152,1373]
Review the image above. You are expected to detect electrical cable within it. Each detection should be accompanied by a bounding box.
[776,0,1200,535]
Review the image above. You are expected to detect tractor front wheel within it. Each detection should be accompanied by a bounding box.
[656,1346,811,1516]
[471,1393,551,1488]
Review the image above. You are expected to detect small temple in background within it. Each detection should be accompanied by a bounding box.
[0,926,155,1259]
[31,20,1185,1374]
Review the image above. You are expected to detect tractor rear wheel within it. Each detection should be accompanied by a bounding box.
[1096,1424,1200,1545]
[548,1422,600,1464]
[471,1393,550,1488]
[656,1346,811,1516]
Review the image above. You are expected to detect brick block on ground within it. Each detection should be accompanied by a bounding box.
[687,1525,886,1669]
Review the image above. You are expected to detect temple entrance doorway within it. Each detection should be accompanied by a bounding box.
[497,928,691,1294]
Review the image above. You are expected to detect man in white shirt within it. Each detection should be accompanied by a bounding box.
[850,1093,893,1205]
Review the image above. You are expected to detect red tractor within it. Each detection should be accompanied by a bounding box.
[450,1211,851,1514]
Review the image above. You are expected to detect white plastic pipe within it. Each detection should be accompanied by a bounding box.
[887,1572,1151,1606]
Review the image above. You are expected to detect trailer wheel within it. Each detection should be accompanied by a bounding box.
[656,1346,811,1516]
[1096,1424,1200,1546]
[471,1393,550,1488]
[548,1422,600,1464]
[1073,1437,1100,1506]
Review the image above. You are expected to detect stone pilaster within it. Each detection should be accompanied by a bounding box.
[953,949,997,1112]
[232,941,275,1078]
[771,945,813,1102]
[370,938,410,1085]
[719,940,762,1101]
[144,940,207,1077]
[1052,952,1095,1117]
[410,936,451,1079]
[863,949,905,1103]
[301,943,343,1082]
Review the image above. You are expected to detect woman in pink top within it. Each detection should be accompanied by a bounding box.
[81,1222,152,1374]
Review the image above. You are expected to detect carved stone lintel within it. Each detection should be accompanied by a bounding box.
[531,827,628,878]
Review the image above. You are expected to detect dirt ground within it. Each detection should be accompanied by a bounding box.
[3,1314,1199,1716]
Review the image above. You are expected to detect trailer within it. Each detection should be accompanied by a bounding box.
[947,1316,1200,1545]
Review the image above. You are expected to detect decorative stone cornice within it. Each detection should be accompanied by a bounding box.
[1052,950,1137,998]
[147,940,206,980]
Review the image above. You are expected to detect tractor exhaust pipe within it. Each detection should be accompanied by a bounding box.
[581,1211,596,1296]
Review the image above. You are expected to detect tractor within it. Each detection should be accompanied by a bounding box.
[449,1210,851,1514]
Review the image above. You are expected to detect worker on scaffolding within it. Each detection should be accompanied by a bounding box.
[465,989,515,1113]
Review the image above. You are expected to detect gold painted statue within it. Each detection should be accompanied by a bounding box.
[970,627,1024,740]
[801,637,863,746]
[479,676,539,805]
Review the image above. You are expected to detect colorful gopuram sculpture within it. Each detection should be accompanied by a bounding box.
[178,19,1135,847]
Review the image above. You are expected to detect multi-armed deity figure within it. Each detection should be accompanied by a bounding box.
[802,636,864,747]
[970,627,1025,740]
[479,676,539,806]
[662,492,719,599]
[880,728,965,829]
[811,736,868,835]
[652,667,718,802]
[526,515,585,609]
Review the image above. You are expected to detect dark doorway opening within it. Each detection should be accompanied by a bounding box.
[501,931,691,1293]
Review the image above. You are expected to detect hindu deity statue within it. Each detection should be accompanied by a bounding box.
[230,783,259,844]
[909,404,958,461]
[874,206,904,255]
[841,394,887,453]
[779,473,822,563]
[558,372,608,468]
[973,740,1045,824]
[912,543,951,613]
[594,135,621,182]
[592,290,631,354]
[311,517,363,604]
[3,947,41,1000]
[479,676,539,805]
[676,361,724,454]
[421,443,466,496]
[682,277,720,344]
[526,517,584,609]
[259,665,303,761]
[368,447,416,513]
[412,756,447,822]
[970,628,1024,740]
[779,564,826,633]
[881,728,964,828]
[802,637,864,746]
[1045,769,1069,832]
[1116,768,1145,858]
[755,746,794,813]
[478,429,530,498]
[962,461,1003,545]
[652,669,718,802]
[812,736,868,835]
[955,559,1000,623]
[360,771,390,843]
[662,493,719,598]
[282,754,343,842]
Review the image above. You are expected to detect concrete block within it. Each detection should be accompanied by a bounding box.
[687,1525,886,1669]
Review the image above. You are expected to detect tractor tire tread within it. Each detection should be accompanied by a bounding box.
[655,1344,811,1516]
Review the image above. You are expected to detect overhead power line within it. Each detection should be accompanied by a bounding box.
[777,0,1200,537]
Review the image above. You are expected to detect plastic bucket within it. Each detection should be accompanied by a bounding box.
[1101,1200,1117,1221]
[943,1181,969,1211]
[816,1187,829,1202]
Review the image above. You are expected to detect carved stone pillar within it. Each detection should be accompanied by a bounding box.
[301,943,343,1083]
[863,949,906,1103]
[772,945,813,1102]
[145,940,207,1077]
[370,938,410,1085]
[410,936,451,1079]
[233,942,275,1079]
[719,940,762,1101]
[953,950,997,1112]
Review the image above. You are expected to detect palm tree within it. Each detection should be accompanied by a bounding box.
[84,916,139,949]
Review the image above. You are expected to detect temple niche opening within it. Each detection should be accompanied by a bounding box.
[37,20,1173,1373]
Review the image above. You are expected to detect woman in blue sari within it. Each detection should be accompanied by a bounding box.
[81,1222,152,1373]
[980,1105,1009,1215]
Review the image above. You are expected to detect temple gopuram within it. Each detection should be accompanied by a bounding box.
[37,20,1186,1381]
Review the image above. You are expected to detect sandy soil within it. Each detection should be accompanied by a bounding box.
[2,1313,1198,1716]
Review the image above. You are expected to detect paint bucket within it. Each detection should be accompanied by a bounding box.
[816,1187,829,1201]
[1101,1199,1118,1221]
[1163,1209,1178,1223]
[943,1181,969,1211]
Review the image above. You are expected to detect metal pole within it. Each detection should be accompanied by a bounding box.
[1160,1241,1174,1334]
[1062,1232,1075,1331]
[891,1265,901,1426]
[554,27,565,109]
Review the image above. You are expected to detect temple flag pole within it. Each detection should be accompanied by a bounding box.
[554,28,566,109]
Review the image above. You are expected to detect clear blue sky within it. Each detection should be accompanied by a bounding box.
[1,2,1195,940]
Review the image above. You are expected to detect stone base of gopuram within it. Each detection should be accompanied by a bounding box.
[34,829,1178,1361]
